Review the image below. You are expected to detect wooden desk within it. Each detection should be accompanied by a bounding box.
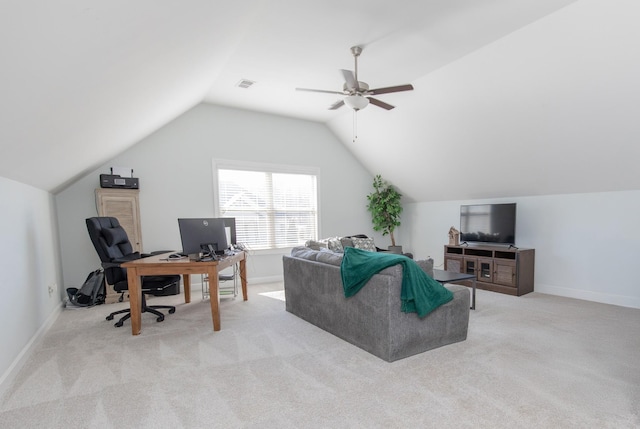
[122,251,247,335]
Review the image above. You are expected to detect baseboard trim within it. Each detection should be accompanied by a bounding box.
[247,275,284,285]
[535,283,640,309]
[0,302,63,399]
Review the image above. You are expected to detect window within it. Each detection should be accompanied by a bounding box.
[214,160,319,250]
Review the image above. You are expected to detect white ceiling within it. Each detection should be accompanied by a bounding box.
[1,0,639,201]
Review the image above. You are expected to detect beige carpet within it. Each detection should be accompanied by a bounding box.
[258,290,286,301]
[0,283,639,428]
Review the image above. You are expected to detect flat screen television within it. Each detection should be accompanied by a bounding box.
[459,203,516,245]
[178,218,229,256]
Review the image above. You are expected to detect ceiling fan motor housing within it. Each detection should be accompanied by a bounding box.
[344,81,369,94]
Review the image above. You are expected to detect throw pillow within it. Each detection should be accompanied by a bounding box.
[305,239,328,251]
[351,237,376,252]
[326,237,344,253]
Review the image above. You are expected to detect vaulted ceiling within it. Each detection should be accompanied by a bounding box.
[1,1,638,201]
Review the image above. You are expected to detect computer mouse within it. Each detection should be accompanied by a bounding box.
[168,253,184,259]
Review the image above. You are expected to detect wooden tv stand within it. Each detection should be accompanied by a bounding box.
[444,245,535,296]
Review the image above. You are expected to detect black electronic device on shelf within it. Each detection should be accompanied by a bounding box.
[99,174,139,189]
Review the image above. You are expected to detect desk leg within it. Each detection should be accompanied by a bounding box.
[127,268,142,335]
[471,278,476,310]
[239,257,248,301]
[208,266,221,331]
[182,274,191,303]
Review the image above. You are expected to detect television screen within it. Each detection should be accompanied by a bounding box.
[178,218,229,256]
[459,203,516,245]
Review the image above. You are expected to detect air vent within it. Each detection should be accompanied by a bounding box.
[236,79,255,89]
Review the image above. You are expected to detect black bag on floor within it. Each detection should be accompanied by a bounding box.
[67,269,106,307]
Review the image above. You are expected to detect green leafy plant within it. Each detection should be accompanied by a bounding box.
[367,174,403,246]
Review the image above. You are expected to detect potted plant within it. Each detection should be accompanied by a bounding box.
[366,174,403,254]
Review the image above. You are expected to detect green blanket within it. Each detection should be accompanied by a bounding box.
[340,247,454,318]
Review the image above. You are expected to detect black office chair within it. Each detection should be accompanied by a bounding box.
[86,217,180,327]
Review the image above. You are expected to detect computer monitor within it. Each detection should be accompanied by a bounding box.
[219,217,237,246]
[178,218,229,256]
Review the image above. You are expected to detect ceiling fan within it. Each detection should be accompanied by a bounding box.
[296,46,414,111]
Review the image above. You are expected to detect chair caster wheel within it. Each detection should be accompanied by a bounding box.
[169,308,176,314]
[156,316,165,322]
[106,315,114,321]
[115,321,123,327]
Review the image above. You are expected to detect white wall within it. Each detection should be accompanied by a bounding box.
[405,190,640,309]
[56,104,376,289]
[328,0,640,204]
[0,177,63,390]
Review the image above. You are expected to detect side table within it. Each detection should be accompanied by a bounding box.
[432,269,476,310]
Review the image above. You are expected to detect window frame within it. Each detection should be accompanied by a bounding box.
[212,159,321,253]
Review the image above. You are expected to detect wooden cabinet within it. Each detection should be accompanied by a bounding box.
[444,245,535,296]
[95,188,143,253]
[95,188,143,303]
[494,259,517,287]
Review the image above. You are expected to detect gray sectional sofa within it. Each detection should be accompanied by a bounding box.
[283,246,470,362]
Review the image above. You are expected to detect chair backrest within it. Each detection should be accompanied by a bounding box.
[86,217,134,288]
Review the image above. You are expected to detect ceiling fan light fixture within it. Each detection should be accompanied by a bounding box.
[344,94,369,111]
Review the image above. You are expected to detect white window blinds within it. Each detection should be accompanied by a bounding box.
[216,166,318,250]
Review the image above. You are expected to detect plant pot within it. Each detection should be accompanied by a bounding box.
[388,245,403,254]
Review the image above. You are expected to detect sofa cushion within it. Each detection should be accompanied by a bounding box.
[291,246,321,261]
[315,249,343,266]
[351,237,376,252]
[292,246,343,266]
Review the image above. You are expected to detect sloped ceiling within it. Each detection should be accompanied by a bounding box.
[1,0,638,201]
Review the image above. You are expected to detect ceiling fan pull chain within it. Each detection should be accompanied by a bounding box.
[353,110,358,142]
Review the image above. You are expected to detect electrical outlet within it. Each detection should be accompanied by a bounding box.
[48,284,56,297]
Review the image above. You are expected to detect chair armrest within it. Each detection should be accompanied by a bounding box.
[102,262,122,269]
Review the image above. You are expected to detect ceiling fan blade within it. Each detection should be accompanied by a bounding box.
[329,100,345,110]
[368,84,414,95]
[340,69,357,90]
[296,87,344,95]
[368,97,395,110]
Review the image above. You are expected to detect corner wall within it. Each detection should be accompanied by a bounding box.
[404,190,640,309]
[0,177,63,392]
